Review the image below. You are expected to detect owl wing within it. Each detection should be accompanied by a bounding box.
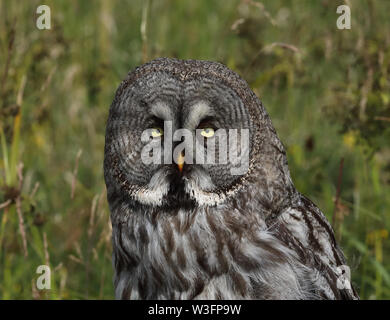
[271,194,359,300]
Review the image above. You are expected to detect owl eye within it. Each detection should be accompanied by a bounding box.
[151,127,163,137]
[200,128,215,138]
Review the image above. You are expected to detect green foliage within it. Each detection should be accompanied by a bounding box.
[0,0,389,299]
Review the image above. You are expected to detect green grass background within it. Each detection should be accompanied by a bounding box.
[0,0,389,299]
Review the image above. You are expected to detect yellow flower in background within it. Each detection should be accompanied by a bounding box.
[34,132,45,149]
[380,229,389,239]
[343,131,357,149]
[381,93,390,105]
[32,124,46,150]
[366,229,389,245]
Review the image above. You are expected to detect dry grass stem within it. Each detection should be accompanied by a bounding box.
[71,149,83,199]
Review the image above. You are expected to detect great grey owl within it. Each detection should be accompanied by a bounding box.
[104,58,358,300]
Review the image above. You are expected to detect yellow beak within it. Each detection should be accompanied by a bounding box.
[177,152,185,173]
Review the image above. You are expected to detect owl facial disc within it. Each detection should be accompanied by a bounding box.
[104,58,257,209]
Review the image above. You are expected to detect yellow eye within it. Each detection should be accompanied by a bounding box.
[151,127,163,137]
[200,128,215,138]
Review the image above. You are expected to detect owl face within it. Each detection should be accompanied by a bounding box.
[104,59,259,208]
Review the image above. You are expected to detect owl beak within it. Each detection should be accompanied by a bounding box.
[177,152,185,173]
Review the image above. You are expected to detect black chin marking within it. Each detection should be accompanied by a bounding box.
[161,172,195,210]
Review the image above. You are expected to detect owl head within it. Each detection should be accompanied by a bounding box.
[104,58,294,212]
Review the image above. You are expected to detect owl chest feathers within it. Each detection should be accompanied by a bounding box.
[112,202,314,300]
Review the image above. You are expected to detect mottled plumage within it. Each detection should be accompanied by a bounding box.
[104,58,358,299]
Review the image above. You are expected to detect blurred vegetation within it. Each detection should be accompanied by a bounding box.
[0,0,389,299]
